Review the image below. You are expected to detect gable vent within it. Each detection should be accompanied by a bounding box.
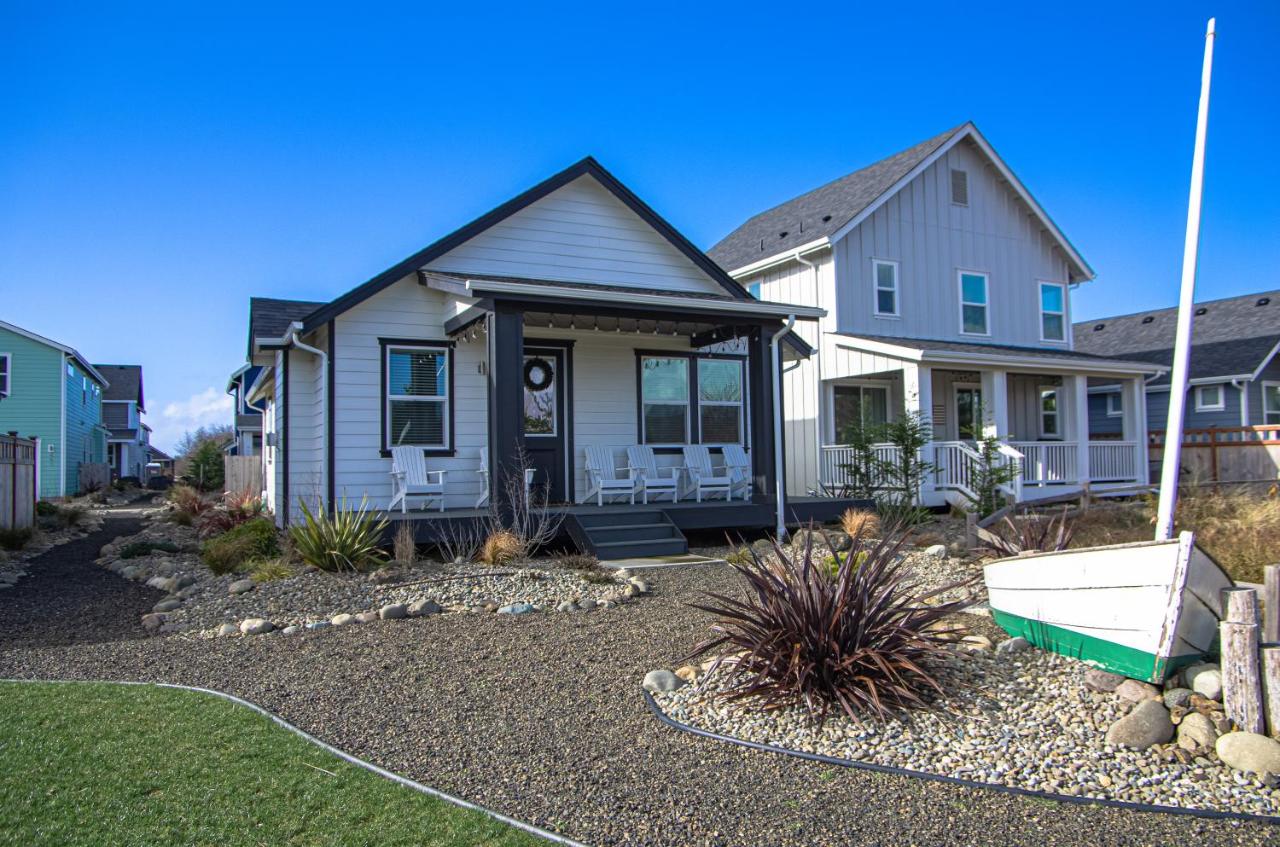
[1259,297,1271,306]
[1093,323,1106,331]
[950,169,969,206]
[1141,316,1154,324]
[1195,307,1208,316]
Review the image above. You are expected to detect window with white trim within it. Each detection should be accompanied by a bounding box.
[1264,382,1280,425]
[1040,388,1060,438]
[0,354,9,398]
[1106,392,1123,417]
[747,282,761,300]
[385,344,450,449]
[872,259,899,317]
[697,358,744,445]
[640,356,690,445]
[958,271,989,335]
[833,384,889,440]
[1194,384,1224,412]
[1040,282,1066,342]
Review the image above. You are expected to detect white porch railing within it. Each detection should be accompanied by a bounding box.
[1087,440,1139,482]
[1010,441,1078,487]
[819,443,902,492]
[934,440,1022,503]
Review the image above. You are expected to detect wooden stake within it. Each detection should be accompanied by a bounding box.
[1263,645,1280,740]
[965,511,978,552]
[1264,565,1279,643]
[1224,586,1260,626]
[1222,625,1265,734]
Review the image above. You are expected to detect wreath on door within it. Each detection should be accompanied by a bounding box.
[523,357,554,391]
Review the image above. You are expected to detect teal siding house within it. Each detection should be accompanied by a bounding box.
[0,319,109,498]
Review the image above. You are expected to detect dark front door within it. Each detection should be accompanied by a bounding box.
[522,346,569,503]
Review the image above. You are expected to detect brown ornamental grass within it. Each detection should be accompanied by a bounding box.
[688,528,974,724]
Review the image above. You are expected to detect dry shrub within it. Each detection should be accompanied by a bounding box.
[557,551,601,571]
[168,484,213,523]
[840,508,880,539]
[480,529,522,566]
[689,528,974,724]
[393,522,418,567]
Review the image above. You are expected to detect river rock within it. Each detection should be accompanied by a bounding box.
[408,599,442,616]
[1216,732,1280,775]
[498,602,535,615]
[239,618,273,636]
[1177,711,1219,751]
[152,599,181,613]
[1105,700,1174,749]
[379,603,408,620]
[331,613,356,626]
[228,578,255,595]
[1187,664,1223,701]
[556,600,577,613]
[996,636,1031,655]
[1084,668,1126,692]
[1115,679,1161,703]
[924,543,948,559]
[140,612,166,633]
[215,622,238,637]
[281,625,301,635]
[1163,687,1194,709]
[577,598,598,611]
[642,669,685,693]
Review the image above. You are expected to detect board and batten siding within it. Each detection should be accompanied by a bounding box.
[737,254,832,496]
[331,275,489,512]
[424,174,725,296]
[834,139,1074,349]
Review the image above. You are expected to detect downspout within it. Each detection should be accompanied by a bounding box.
[771,315,797,540]
[793,249,824,500]
[1231,378,1250,427]
[284,322,329,512]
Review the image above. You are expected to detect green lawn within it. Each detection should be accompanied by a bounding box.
[0,681,545,847]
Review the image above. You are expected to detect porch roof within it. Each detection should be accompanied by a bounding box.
[831,333,1166,375]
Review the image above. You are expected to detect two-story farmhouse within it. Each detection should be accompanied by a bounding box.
[1075,290,1280,434]
[95,364,150,481]
[225,363,269,456]
[710,123,1163,506]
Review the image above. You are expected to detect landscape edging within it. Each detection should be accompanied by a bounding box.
[0,677,586,847]
[643,691,1280,827]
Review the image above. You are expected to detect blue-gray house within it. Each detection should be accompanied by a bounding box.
[1075,290,1280,435]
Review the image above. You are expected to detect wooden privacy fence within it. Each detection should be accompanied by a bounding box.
[0,433,36,531]
[1149,425,1280,484]
[224,455,263,497]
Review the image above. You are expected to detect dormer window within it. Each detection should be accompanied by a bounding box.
[950,169,969,206]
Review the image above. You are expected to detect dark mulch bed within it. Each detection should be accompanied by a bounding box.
[1,562,1274,846]
[0,512,160,648]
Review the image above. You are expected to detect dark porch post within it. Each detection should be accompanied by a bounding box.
[487,301,524,521]
[746,323,778,505]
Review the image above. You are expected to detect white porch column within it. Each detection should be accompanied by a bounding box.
[1068,374,1090,484]
[1123,376,1147,483]
[902,363,934,499]
[979,369,1008,438]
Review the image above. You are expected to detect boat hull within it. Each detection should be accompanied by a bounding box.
[983,532,1232,682]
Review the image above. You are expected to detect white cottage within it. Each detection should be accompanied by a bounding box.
[241,158,844,557]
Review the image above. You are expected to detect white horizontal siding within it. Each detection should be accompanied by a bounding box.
[426,175,724,295]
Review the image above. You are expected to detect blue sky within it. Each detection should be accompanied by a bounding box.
[2,2,1277,451]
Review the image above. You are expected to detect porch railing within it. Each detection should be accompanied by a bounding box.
[934,440,1022,503]
[1087,440,1139,482]
[1010,441,1078,487]
[818,443,902,492]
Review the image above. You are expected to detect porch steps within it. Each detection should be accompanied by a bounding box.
[567,509,689,561]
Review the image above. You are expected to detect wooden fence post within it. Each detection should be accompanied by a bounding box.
[1263,646,1280,740]
[1265,565,1279,644]
[965,511,978,552]
[1221,587,1265,735]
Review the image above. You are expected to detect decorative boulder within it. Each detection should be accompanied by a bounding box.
[228,579,255,596]
[498,602,535,615]
[1177,711,1219,751]
[1084,668,1126,692]
[1216,732,1280,776]
[1105,700,1174,750]
[642,669,685,693]
[239,618,273,636]
[330,613,356,626]
[408,599,442,617]
[354,611,379,624]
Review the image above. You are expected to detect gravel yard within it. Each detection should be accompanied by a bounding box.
[653,646,1280,819]
[2,532,1277,846]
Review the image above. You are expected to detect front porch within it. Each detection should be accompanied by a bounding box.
[816,353,1153,507]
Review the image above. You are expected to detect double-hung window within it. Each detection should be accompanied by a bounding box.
[384,343,451,451]
[959,271,989,335]
[1040,388,1061,438]
[697,358,744,445]
[1264,382,1280,425]
[1040,282,1066,342]
[872,259,899,317]
[1195,384,1225,413]
[0,354,9,398]
[1106,392,1123,417]
[640,356,690,445]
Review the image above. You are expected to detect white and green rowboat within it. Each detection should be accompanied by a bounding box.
[983,532,1232,683]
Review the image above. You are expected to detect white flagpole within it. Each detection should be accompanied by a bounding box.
[1156,17,1217,540]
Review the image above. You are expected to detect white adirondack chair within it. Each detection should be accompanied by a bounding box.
[721,444,752,500]
[624,445,681,504]
[682,445,734,502]
[389,445,447,513]
[582,446,638,505]
[476,449,537,508]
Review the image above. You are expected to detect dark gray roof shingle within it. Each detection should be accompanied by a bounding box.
[707,126,964,272]
[248,297,327,355]
[94,364,143,408]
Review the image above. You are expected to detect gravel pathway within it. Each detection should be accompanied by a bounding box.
[0,562,1275,846]
[0,509,159,648]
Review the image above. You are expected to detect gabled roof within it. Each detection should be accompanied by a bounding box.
[295,156,756,332]
[708,123,1093,282]
[148,446,174,462]
[94,364,144,409]
[248,297,327,356]
[0,319,108,387]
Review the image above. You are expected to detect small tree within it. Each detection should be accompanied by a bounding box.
[875,410,934,508]
[836,412,884,499]
[182,440,225,492]
[958,404,1020,519]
